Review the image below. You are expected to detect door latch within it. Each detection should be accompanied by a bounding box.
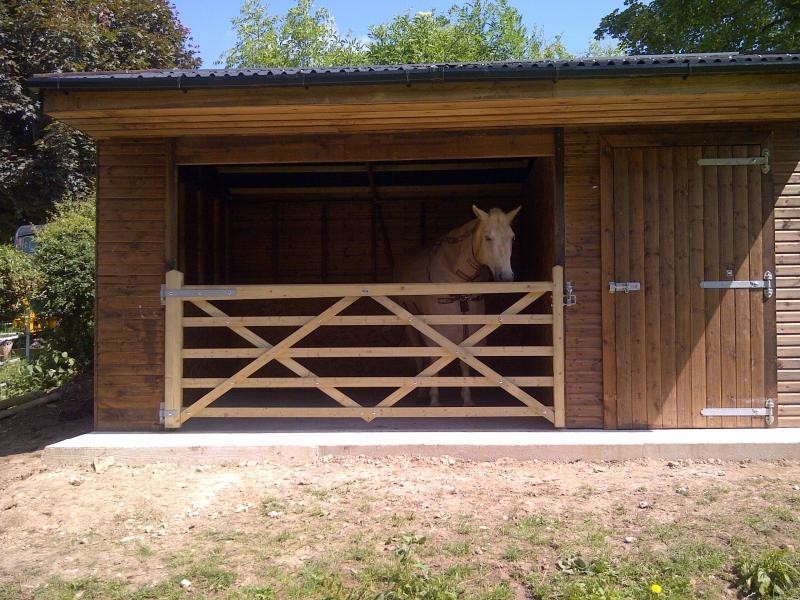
[608,281,641,294]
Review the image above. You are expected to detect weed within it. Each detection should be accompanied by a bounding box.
[33,576,125,600]
[444,540,471,557]
[735,548,799,598]
[501,544,522,562]
[260,496,286,515]
[231,587,277,600]
[477,581,515,600]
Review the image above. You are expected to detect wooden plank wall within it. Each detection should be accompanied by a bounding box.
[775,124,800,427]
[95,140,168,430]
[563,128,604,428]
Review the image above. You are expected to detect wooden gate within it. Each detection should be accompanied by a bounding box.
[601,140,776,429]
[162,267,565,428]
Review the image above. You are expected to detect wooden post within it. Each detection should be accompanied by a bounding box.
[552,265,566,428]
[164,270,184,429]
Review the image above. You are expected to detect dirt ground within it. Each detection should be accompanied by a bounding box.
[1,396,799,599]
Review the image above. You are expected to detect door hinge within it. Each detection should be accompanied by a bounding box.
[701,398,775,426]
[608,281,641,294]
[700,271,773,299]
[697,148,770,174]
[159,402,178,424]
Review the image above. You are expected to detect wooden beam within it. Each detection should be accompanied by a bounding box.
[175,129,555,165]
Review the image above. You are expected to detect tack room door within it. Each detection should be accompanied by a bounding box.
[601,142,776,429]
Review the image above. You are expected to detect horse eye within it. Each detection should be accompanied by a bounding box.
[485,236,493,242]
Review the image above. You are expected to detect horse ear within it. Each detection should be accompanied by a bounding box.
[472,204,488,221]
[507,205,522,223]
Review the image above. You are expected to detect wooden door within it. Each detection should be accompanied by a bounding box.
[601,142,776,429]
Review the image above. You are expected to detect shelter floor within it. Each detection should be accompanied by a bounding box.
[44,427,800,466]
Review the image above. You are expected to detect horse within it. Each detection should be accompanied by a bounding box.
[394,204,521,406]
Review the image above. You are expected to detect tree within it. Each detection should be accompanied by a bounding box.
[220,0,572,69]
[0,0,200,239]
[219,0,366,68]
[595,0,800,55]
[367,0,570,64]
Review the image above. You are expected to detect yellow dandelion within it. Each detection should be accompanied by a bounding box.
[650,583,662,594]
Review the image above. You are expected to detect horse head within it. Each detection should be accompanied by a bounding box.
[472,205,521,282]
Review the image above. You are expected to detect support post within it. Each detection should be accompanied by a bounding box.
[552,265,566,428]
[164,270,184,429]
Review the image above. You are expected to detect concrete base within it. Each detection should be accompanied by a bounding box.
[43,428,800,466]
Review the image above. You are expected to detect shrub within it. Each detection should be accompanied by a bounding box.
[0,350,77,398]
[0,244,41,321]
[33,197,96,366]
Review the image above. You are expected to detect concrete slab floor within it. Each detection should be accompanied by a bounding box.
[43,424,800,466]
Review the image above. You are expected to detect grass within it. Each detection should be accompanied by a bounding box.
[8,462,800,600]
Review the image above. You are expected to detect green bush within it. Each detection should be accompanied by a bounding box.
[0,350,77,398]
[33,197,96,366]
[0,244,41,321]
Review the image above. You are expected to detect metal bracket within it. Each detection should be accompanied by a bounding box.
[564,281,577,307]
[700,271,773,299]
[160,285,236,302]
[159,402,178,424]
[608,281,641,294]
[697,148,770,174]
[701,398,775,425]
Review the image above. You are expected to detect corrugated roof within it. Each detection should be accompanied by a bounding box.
[27,53,800,90]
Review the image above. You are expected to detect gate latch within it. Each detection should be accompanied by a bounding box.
[608,281,641,294]
[564,281,577,306]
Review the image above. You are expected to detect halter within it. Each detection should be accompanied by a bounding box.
[428,226,485,318]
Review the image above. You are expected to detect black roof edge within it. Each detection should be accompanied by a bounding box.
[26,55,800,91]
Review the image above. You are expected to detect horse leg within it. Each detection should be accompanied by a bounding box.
[459,360,474,406]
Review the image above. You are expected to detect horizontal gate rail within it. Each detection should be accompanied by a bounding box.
[162,267,566,428]
[183,376,556,388]
[182,346,555,358]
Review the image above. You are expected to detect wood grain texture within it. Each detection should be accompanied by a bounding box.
[774,124,800,426]
[96,140,168,430]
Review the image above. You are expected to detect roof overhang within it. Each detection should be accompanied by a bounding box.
[27,55,800,139]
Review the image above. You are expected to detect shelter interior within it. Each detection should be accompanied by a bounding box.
[176,157,557,410]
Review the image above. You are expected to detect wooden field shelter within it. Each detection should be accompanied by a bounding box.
[28,53,800,430]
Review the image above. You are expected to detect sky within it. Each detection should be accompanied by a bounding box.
[170,0,627,68]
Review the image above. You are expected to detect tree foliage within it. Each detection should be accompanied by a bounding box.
[220,0,572,69]
[220,0,365,68]
[367,0,569,64]
[0,244,40,321]
[595,0,800,55]
[0,0,200,239]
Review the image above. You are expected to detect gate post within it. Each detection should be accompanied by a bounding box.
[163,269,184,429]
[552,265,566,428]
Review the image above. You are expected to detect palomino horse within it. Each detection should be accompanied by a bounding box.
[394,205,521,406]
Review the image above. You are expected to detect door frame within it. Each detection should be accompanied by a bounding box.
[600,129,776,429]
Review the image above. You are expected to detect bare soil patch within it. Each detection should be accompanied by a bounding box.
[1,398,799,598]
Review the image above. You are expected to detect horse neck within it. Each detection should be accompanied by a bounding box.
[429,219,489,283]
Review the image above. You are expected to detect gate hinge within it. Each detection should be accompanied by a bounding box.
[159,402,178,424]
[701,398,775,426]
[564,281,577,307]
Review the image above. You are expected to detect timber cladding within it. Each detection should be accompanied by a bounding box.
[95,140,168,430]
[775,124,800,427]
